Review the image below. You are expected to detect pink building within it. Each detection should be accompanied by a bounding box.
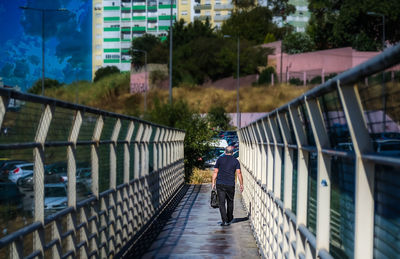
[263,41,387,82]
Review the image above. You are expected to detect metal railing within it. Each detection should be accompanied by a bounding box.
[0,89,185,258]
[238,43,400,259]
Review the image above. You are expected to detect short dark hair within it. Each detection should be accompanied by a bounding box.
[225,146,234,154]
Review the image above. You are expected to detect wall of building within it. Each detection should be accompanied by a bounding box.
[92,0,177,80]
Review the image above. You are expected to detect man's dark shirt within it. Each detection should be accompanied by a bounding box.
[215,155,240,186]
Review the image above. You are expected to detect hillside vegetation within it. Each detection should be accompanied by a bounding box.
[45,72,309,116]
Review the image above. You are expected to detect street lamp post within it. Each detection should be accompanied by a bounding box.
[224,35,240,129]
[367,11,385,50]
[367,11,387,132]
[169,0,173,105]
[132,49,148,112]
[19,6,68,96]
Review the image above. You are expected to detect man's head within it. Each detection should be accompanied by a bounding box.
[225,146,234,155]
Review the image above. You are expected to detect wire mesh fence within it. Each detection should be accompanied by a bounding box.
[239,44,400,259]
[0,89,185,258]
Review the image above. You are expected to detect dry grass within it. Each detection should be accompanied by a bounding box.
[188,168,213,184]
[45,73,310,115]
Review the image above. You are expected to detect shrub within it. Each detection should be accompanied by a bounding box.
[257,67,277,85]
[94,66,120,82]
[310,75,322,85]
[289,77,303,86]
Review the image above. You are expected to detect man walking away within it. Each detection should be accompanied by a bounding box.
[212,146,243,226]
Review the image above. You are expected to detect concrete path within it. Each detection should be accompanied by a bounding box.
[142,184,260,258]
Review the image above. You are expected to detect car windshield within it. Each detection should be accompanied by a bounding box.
[45,186,67,197]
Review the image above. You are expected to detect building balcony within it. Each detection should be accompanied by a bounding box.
[104,17,120,22]
[194,4,212,10]
[104,27,120,31]
[104,59,120,63]
[159,15,176,20]
[132,26,146,31]
[132,5,146,10]
[213,4,233,10]
[214,15,230,21]
[132,16,146,20]
[159,25,170,31]
[194,15,211,21]
[104,6,120,11]
[147,16,158,21]
[159,4,176,9]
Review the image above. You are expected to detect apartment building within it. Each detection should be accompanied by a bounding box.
[177,0,233,29]
[273,0,310,32]
[92,0,177,79]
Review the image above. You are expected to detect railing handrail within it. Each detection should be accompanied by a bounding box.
[0,87,185,133]
[248,43,400,128]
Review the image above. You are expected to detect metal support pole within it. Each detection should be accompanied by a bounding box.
[41,10,45,96]
[237,37,240,129]
[169,0,173,105]
[144,51,147,112]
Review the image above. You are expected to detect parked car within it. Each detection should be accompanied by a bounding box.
[0,160,28,177]
[375,139,400,156]
[44,183,68,216]
[45,162,68,183]
[8,163,34,185]
[19,174,34,190]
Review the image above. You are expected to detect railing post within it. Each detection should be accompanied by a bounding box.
[337,81,374,259]
[67,110,82,258]
[305,97,331,256]
[277,111,294,258]
[33,104,53,258]
[124,121,135,240]
[288,104,309,258]
[91,115,103,256]
[110,118,121,254]
[268,116,282,199]
[0,96,8,128]
[134,124,144,179]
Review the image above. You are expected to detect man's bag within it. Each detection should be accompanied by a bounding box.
[210,189,219,208]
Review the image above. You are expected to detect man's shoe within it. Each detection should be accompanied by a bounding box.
[220,222,230,226]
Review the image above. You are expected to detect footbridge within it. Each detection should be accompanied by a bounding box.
[0,43,399,259]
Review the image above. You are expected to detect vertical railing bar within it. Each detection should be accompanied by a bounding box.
[91,115,103,257]
[305,97,331,256]
[33,104,53,258]
[337,80,374,259]
[288,104,309,258]
[66,110,82,258]
[0,96,8,129]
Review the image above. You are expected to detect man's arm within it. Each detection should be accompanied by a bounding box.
[236,169,243,192]
[212,168,218,189]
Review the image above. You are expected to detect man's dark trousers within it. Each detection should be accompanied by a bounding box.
[216,184,235,223]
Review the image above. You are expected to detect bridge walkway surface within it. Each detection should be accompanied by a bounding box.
[135,184,260,258]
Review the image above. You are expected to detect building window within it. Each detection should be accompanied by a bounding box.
[215,11,220,16]
[96,44,102,50]
[181,0,188,4]
[96,13,101,18]
[96,55,101,60]
[96,23,101,28]
[96,34,101,39]
[106,54,120,59]
[181,11,188,15]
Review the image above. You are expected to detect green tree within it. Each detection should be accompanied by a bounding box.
[93,66,120,82]
[264,33,276,44]
[145,99,214,177]
[130,34,167,69]
[221,7,278,44]
[207,105,231,131]
[28,78,62,95]
[282,32,316,54]
[307,0,400,51]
